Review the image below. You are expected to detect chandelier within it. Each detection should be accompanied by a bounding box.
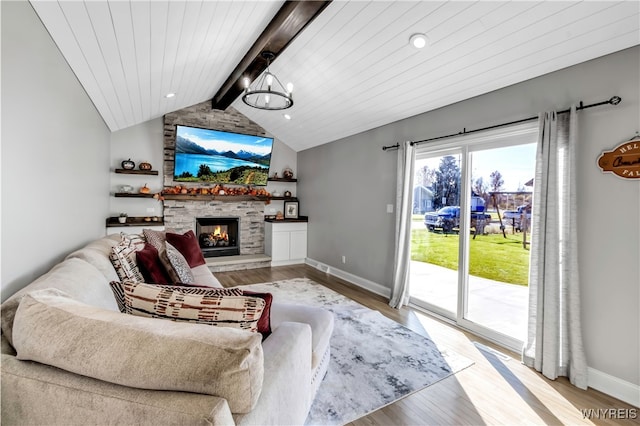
[242,52,293,110]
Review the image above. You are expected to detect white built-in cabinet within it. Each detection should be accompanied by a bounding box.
[264,221,308,266]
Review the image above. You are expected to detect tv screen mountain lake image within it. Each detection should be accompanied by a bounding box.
[173,125,273,186]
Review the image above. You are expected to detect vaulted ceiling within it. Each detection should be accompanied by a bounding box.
[30,1,640,152]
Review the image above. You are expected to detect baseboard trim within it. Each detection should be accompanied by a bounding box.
[305,258,391,298]
[588,367,640,408]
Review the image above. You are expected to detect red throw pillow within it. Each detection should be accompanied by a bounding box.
[242,290,272,338]
[166,230,206,268]
[136,243,172,284]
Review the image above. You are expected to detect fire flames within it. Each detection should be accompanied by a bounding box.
[199,225,230,248]
[212,225,228,242]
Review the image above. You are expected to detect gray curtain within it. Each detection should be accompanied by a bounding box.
[522,106,588,389]
[389,141,415,309]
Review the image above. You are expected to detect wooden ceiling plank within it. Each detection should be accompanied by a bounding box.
[212,0,332,110]
[109,0,143,124]
[86,1,137,127]
[29,1,119,130]
[130,0,151,123]
[181,1,230,103]
[148,1,169,118]
[58,1,127,129]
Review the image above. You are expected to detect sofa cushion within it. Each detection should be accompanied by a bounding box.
[110,239,145,283]
[65,234,121,282]
[136,243,172,284]
[12,288,264,413]
[0,258,119,347]
[270,302,335,371]
[110,281,265,333]
[191,264,224,288]
[166,230,206,268]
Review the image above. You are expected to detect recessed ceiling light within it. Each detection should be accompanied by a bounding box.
[164,93,175,98]
[409,33,427,49]
[283,114,291,120]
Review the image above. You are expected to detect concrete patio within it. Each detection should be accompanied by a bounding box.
[409,260,528,342]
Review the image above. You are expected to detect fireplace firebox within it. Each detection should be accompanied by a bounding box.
[195,217,240,257]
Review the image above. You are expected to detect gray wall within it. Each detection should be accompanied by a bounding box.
[298,46,640,388]
[1,1,110,301]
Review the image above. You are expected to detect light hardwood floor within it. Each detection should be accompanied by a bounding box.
[215,265,639,426]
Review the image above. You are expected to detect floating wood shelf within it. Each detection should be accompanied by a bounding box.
[268,177,297,182]
[264,216,308,223]
[106,216,164,227]
[115,168,159,175]
[114,192,156,198]
[269,196,298,201]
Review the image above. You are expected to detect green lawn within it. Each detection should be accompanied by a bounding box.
[411,228,530,286]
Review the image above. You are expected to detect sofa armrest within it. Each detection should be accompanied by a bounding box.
[1,353,235,426]
[233,322,312,426]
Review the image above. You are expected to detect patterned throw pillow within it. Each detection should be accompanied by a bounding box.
[109,281,264,332]
[142,229,184,284]
[121,232,146,251]
[166,242,195,284]
[109,238,145,283]
[142,229,166,251]
[109,281,242,313]
[242,290,273,338]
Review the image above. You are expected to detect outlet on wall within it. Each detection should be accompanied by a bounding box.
[341,255,346,264]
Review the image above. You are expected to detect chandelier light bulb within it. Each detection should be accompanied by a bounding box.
[241,51,293,110]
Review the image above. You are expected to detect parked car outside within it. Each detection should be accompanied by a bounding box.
[424,206,460,233]
[503,205,532,231]
[424,195,492,234]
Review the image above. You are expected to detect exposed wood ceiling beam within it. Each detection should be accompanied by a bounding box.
[211,0,332,111]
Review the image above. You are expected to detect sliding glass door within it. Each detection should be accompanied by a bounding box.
[410,149,462,319]
[409,123,537,350]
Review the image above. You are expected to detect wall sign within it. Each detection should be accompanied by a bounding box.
[598,135,640,179]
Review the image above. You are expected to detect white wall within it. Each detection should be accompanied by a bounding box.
[298,47,640,396]
[1,1,111,301]
[110,118,164,219]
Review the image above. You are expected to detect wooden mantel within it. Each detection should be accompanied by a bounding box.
[160,194,297,202]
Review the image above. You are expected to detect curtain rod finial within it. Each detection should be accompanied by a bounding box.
[610,96,622,105]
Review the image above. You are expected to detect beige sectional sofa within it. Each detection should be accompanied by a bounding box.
[1,234,334,425]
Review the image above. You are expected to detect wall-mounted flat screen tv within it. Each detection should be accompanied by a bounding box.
[173,125,273,186]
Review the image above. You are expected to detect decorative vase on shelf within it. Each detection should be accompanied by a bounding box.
[118,214,127,224]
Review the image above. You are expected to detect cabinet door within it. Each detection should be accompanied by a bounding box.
[271,232,291,262]
[289,230,307,260]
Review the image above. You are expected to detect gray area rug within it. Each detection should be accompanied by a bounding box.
[243,278,474,425]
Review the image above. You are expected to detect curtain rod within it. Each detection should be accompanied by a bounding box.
[381,95,622,151]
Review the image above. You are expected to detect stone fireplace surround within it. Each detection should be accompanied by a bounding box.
[163,199,265,257]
